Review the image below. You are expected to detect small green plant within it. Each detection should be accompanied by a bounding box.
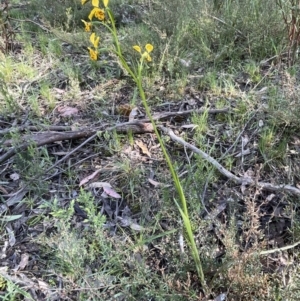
[244,60,262,83]
[81,0,205,286]
[40,81,56,109]
[0,274,34,301]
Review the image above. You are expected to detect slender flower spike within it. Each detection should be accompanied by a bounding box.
[82,20,92,32]
[133,44,153,62]
[81,0,89,5]
[88,7,105,21]
[92,0,99,6]
[103,0,109,7]
[88,47,98,60]
[90,32,100,48]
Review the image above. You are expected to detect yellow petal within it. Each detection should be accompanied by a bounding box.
[88,47,98,60]
[82,20,91,32]
[90,33,96,44]
[81,0,89,5]
[92,0,99,7]
[145,44,153,53]
[94,36,100,48]
[90,33,100,48]
[133,45,141,53]
[88,7,96,20]
[94,8,105,21]
[103,0,109,7]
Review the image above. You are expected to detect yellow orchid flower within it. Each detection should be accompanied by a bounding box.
[81,0,89,5]
[81,20,92,32]
[90,32,100,48]
[88,47,98,61]
[88,7,105,21]
[103,0,109,8]
[92,0,99,7]
[133,44,153,62]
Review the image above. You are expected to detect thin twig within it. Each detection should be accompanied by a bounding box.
[259,240,300,255]
[159,126,300,196]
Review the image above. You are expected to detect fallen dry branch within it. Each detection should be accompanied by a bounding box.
[0,124,73,135]
[151,107,229,120]
[159,126,300,196]
[0,107,227,165]
[0,121,153,164]
[0,107,228,136]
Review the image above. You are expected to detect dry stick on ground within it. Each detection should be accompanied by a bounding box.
[0,124,73,135]
[0,121,154,164]
[0,107,228,164]
[0,107,229,136]
[159,126,300,196]
[150,107,229,120]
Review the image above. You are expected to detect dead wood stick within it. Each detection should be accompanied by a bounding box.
[150,107,229,121]
[159,126,300,196]
[0,107,228,136]
[0,125,73,135]
[0,121,153,165]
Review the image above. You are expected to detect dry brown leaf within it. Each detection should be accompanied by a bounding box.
[148,178,161,187]
[79,170,101,187]
[57,106,79,117]
[51,151,69,156]
[136,140,151,157]
[181,124,198,130]
[17,253,29,271]
[53,87,65,94]
[103,186,121,199]
[89,182,112,189]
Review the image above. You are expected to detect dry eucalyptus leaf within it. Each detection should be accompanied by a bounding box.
[235,149,251,157]
[136,140,151,157]
[57,106,79,117]
[51,151,69,156]
[89,182,112,189]
[181,124,198,130]
[148,178,161,187]
[79,170,101,187]
[130,222,144,231]
[17,253,30,271]
[103,186,121,199]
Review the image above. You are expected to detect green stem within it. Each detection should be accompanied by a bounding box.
[106,9,137,82]
[136,73,204,284]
